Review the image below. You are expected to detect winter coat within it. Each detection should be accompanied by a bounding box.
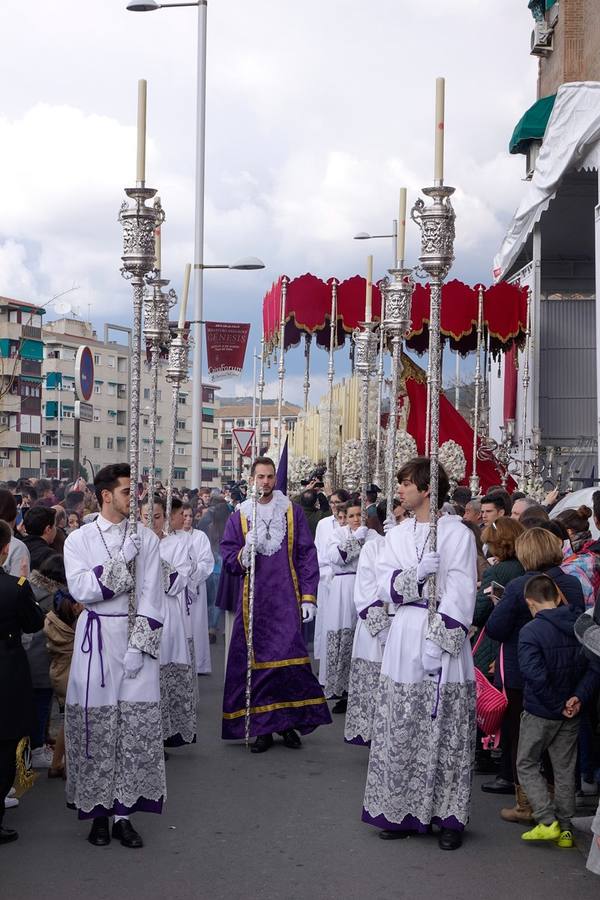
[21,534,55,572]
[0,568,45,740]
[24,571,64,689]
[44,610,76,707]
[562,537,600,609]
[518,605,600,719]
[471,557,525,676]
[486,565,585,690]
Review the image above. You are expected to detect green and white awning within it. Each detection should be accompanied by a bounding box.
[509,94,556,155]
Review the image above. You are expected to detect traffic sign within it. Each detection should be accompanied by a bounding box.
[75,400,94,422]
[75,345,94,402]
[232,427,255,457]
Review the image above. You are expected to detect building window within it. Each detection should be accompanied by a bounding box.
[142,416,149,427]
[156,415,161,427]
[117,357,127,373]
[107,356,116,368]
[93,408,100,422]
[173,469,186,481]
[94,383,102,395]
[93,436,101,449]
[177,420,185,430]
[107,383,116,396]
[176,446,186,456]
[9,310,19,324]
[116,411,126,426]
[143,388,150,400]
[202,386,214,403]
[116,437,126,452]
[94,354,102,365]
[117,384,126,400]
[107,437,114,450]
[178,394,187,405]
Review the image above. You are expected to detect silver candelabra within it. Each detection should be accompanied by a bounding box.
[382,268,414,518]
[165,326,190,528]
[119,185,164,633]
[412,184,456,614]
[353,323,378,523]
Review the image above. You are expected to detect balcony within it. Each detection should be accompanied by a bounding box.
[21,432,41,447]
[0,430,18,449]
[22,324,41,339]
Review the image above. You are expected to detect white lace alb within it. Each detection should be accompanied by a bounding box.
[240,490,290,557]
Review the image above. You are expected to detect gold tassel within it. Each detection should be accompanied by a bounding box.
[13,737,39,798]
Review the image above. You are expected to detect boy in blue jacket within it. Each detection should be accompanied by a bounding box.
[517,574,600,848]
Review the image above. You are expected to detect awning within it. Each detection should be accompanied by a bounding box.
[494,82,600,281]
[20,339,43,361]
[509,94,556,155]
[528,0,557,19]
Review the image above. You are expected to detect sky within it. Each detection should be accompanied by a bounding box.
[0,0,538,405]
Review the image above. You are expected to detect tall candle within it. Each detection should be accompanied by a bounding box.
[178,263,191,330]
[434,77,445,184]
[136,79,147,184]
[397,188,407,265]
[365,254,373,323]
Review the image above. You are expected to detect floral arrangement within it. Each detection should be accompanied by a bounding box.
[394,430,418,470]
[318,400,341,457]
[287,454,314,493]
[439,440,467,494]
[340,440,363,492]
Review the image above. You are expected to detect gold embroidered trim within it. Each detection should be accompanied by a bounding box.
[223,696,328,720]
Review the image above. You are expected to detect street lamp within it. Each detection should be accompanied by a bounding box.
[198,257,265,271]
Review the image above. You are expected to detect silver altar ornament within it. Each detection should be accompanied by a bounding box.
[381,268,414,518]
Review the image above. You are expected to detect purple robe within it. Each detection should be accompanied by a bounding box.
[221,500,332,739]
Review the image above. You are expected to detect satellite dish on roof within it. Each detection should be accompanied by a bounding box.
[54,299,73,316]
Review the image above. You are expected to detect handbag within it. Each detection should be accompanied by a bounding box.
[472,628,508,750]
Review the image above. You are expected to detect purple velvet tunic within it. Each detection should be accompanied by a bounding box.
[221,501,332,739]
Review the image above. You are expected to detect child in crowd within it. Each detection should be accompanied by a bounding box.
[517,574,600,848]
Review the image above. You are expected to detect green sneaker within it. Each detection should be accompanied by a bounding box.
[556,830,574,849]
[521,821,561,842]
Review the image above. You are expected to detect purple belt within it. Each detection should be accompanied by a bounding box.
[335,571,357,577]
[81,609,128,758]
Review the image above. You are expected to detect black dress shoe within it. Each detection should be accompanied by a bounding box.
[481,776,515,795]
[0,825,19,844]
[112,819,144,848]
[378,829,416,840]
[250,734,274,754]
[279,729,302,749]
[438,828,462,851]
[332,697,348,714]
[88,816,110,846]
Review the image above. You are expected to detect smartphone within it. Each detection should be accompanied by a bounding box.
[14,493,22,506]
[491,581,505,600]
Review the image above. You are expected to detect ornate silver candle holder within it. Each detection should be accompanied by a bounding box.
[381,268,414,517]
[353,322,378,521]
[165,327,190,527]
[412,185,455,610]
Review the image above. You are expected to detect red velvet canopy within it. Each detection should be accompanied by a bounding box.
[262,274,528,357]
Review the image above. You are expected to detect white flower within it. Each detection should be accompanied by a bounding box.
[288,455,314,493]
[394,431,418,470]
[439,440,467,483]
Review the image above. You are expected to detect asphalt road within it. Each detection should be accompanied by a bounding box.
[4,645,599,900]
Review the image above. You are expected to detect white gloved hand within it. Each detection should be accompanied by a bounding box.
[123,647,143,679]
[122,532,142,564]
[422,639,442,677]
[301,602,316,623]
[416,551,440,583]
[383,515,396,535]
[377,625,391,647]
[354,525,369,541]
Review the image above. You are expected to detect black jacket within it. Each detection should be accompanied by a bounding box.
[22,534,55,572]
[0,568,45,740]
[518,605,600,719]
[486,566,585,690]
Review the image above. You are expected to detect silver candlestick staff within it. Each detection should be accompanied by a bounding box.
[119,184,164,634]
[469,285,485,497]
[144,244,177,507]
[412,183,456,614]
[382,267,414,518]
[353,323,378,523]
[276,276,288,462]
[165,325,190,530]
[373,291,387,490]
[326,279,338,482]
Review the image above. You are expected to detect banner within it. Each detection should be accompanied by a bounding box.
[205,321,250,380]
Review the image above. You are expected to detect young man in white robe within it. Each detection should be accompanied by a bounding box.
[362,457,477,851]
[180,504,214,674]
[141,496,197,748]
[313,491,350,663]
[63,464,166,849]
[320,500,377,712]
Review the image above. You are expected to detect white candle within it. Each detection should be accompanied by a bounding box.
[136,79,147,184]
[397,188,407,265]
[178,263,191,330]
[434,77,445,184]
[365,254,373,323]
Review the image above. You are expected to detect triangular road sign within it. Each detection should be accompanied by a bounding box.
[232,427,255,457]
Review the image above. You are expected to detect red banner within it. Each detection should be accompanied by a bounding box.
[205,321,250,380]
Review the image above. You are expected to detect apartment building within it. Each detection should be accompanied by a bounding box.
[215,397,300,481]
[41,317,220,487]
[0,296,45,480]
